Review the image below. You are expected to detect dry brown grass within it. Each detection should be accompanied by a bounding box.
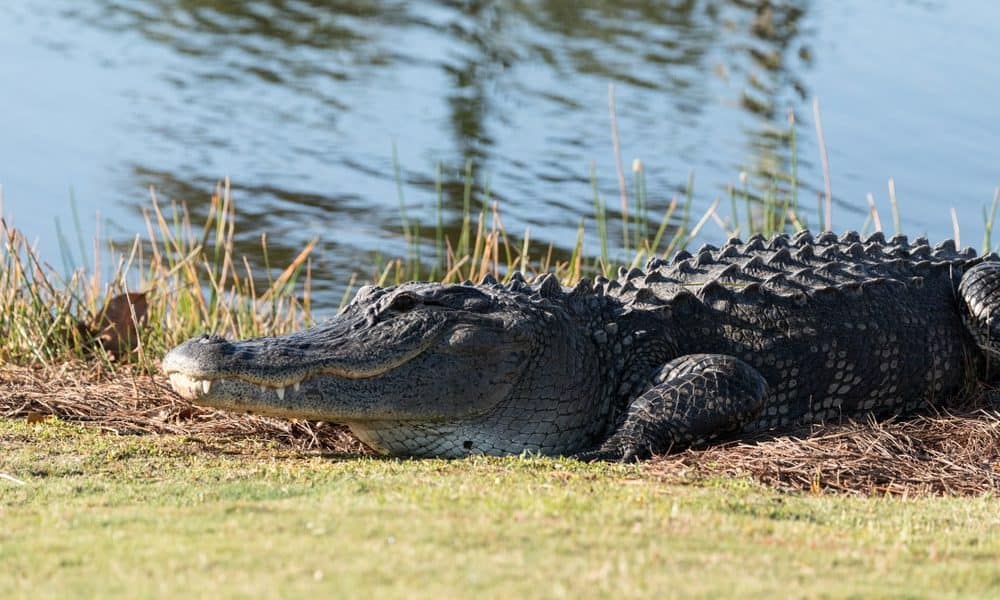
[0,363,365,455]
[650,411,1000,497]
[2,363,998,497]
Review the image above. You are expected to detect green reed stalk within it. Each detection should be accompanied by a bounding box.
[434,162,444,280]
[888,177,901,235]
[589,163,610,277]
[983,188,1000,252]
[788,109,799,219]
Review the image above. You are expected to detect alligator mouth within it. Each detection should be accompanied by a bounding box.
[167,371,306,403]
[163,321,449,403]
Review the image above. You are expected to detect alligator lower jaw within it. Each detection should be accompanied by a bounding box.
[167,372,306,403]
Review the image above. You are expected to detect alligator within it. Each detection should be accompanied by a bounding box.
[163,230,1000,461]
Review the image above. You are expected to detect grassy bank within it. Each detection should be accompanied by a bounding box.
[2,418,999,598]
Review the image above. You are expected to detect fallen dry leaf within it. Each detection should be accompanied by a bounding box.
[25,411,48,424]
[92,292,149,360]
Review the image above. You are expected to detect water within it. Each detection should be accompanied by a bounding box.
[2,1,998,309]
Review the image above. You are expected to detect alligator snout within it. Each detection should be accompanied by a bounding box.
[162,334,236,377]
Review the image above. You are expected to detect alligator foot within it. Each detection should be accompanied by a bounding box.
[574,354,768,462]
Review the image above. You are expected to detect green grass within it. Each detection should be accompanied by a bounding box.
[0,183,316,371]
[1,419,998,598]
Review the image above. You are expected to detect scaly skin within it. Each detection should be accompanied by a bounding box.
[163,230,1000,460]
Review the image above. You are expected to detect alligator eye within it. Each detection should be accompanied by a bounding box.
[388,293,419,312]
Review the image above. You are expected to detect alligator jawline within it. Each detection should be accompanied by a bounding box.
[166,322,451,400]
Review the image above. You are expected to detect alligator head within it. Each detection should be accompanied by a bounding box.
[162,276,609,456]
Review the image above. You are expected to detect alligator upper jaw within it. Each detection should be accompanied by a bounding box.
[163,354,433,420]
[163,348,426,404]
[161,319,451,405]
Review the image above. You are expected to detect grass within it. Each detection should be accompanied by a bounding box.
[0,181,314,371]
[2,418,999,598]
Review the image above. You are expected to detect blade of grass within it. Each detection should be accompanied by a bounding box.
[951,207,961,247]
[608,84,629,254]
[434,162,444,280]
[649,198,678,256]
[813,99,833,232]
[260,239,317,302]
[867,194,883,232]
[984,188,1000,252]
[589,162,609,276]
[888,177,901,235]
[458,160,473,258]
[788,108,799,217]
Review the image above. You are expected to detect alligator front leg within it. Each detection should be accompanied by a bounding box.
[576,354,769,462]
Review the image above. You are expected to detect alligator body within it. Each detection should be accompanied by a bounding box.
[163,230,1000,460]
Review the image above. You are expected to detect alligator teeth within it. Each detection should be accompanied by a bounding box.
[276,387,285,401]
[293,382,301,392]
[260,385,268,394]
[166,373,215,401]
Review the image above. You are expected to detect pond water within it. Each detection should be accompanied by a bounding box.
[1,1,998,309]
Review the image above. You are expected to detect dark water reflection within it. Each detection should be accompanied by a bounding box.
[1,1,998,309]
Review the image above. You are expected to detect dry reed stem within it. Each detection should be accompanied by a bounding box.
[2,364,998,496]
[1,472,26,486]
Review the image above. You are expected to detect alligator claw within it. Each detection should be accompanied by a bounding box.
[572,446,637,463]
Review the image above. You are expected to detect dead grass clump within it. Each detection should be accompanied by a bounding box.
[650,412,1000,497]
[0,364,365,455]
